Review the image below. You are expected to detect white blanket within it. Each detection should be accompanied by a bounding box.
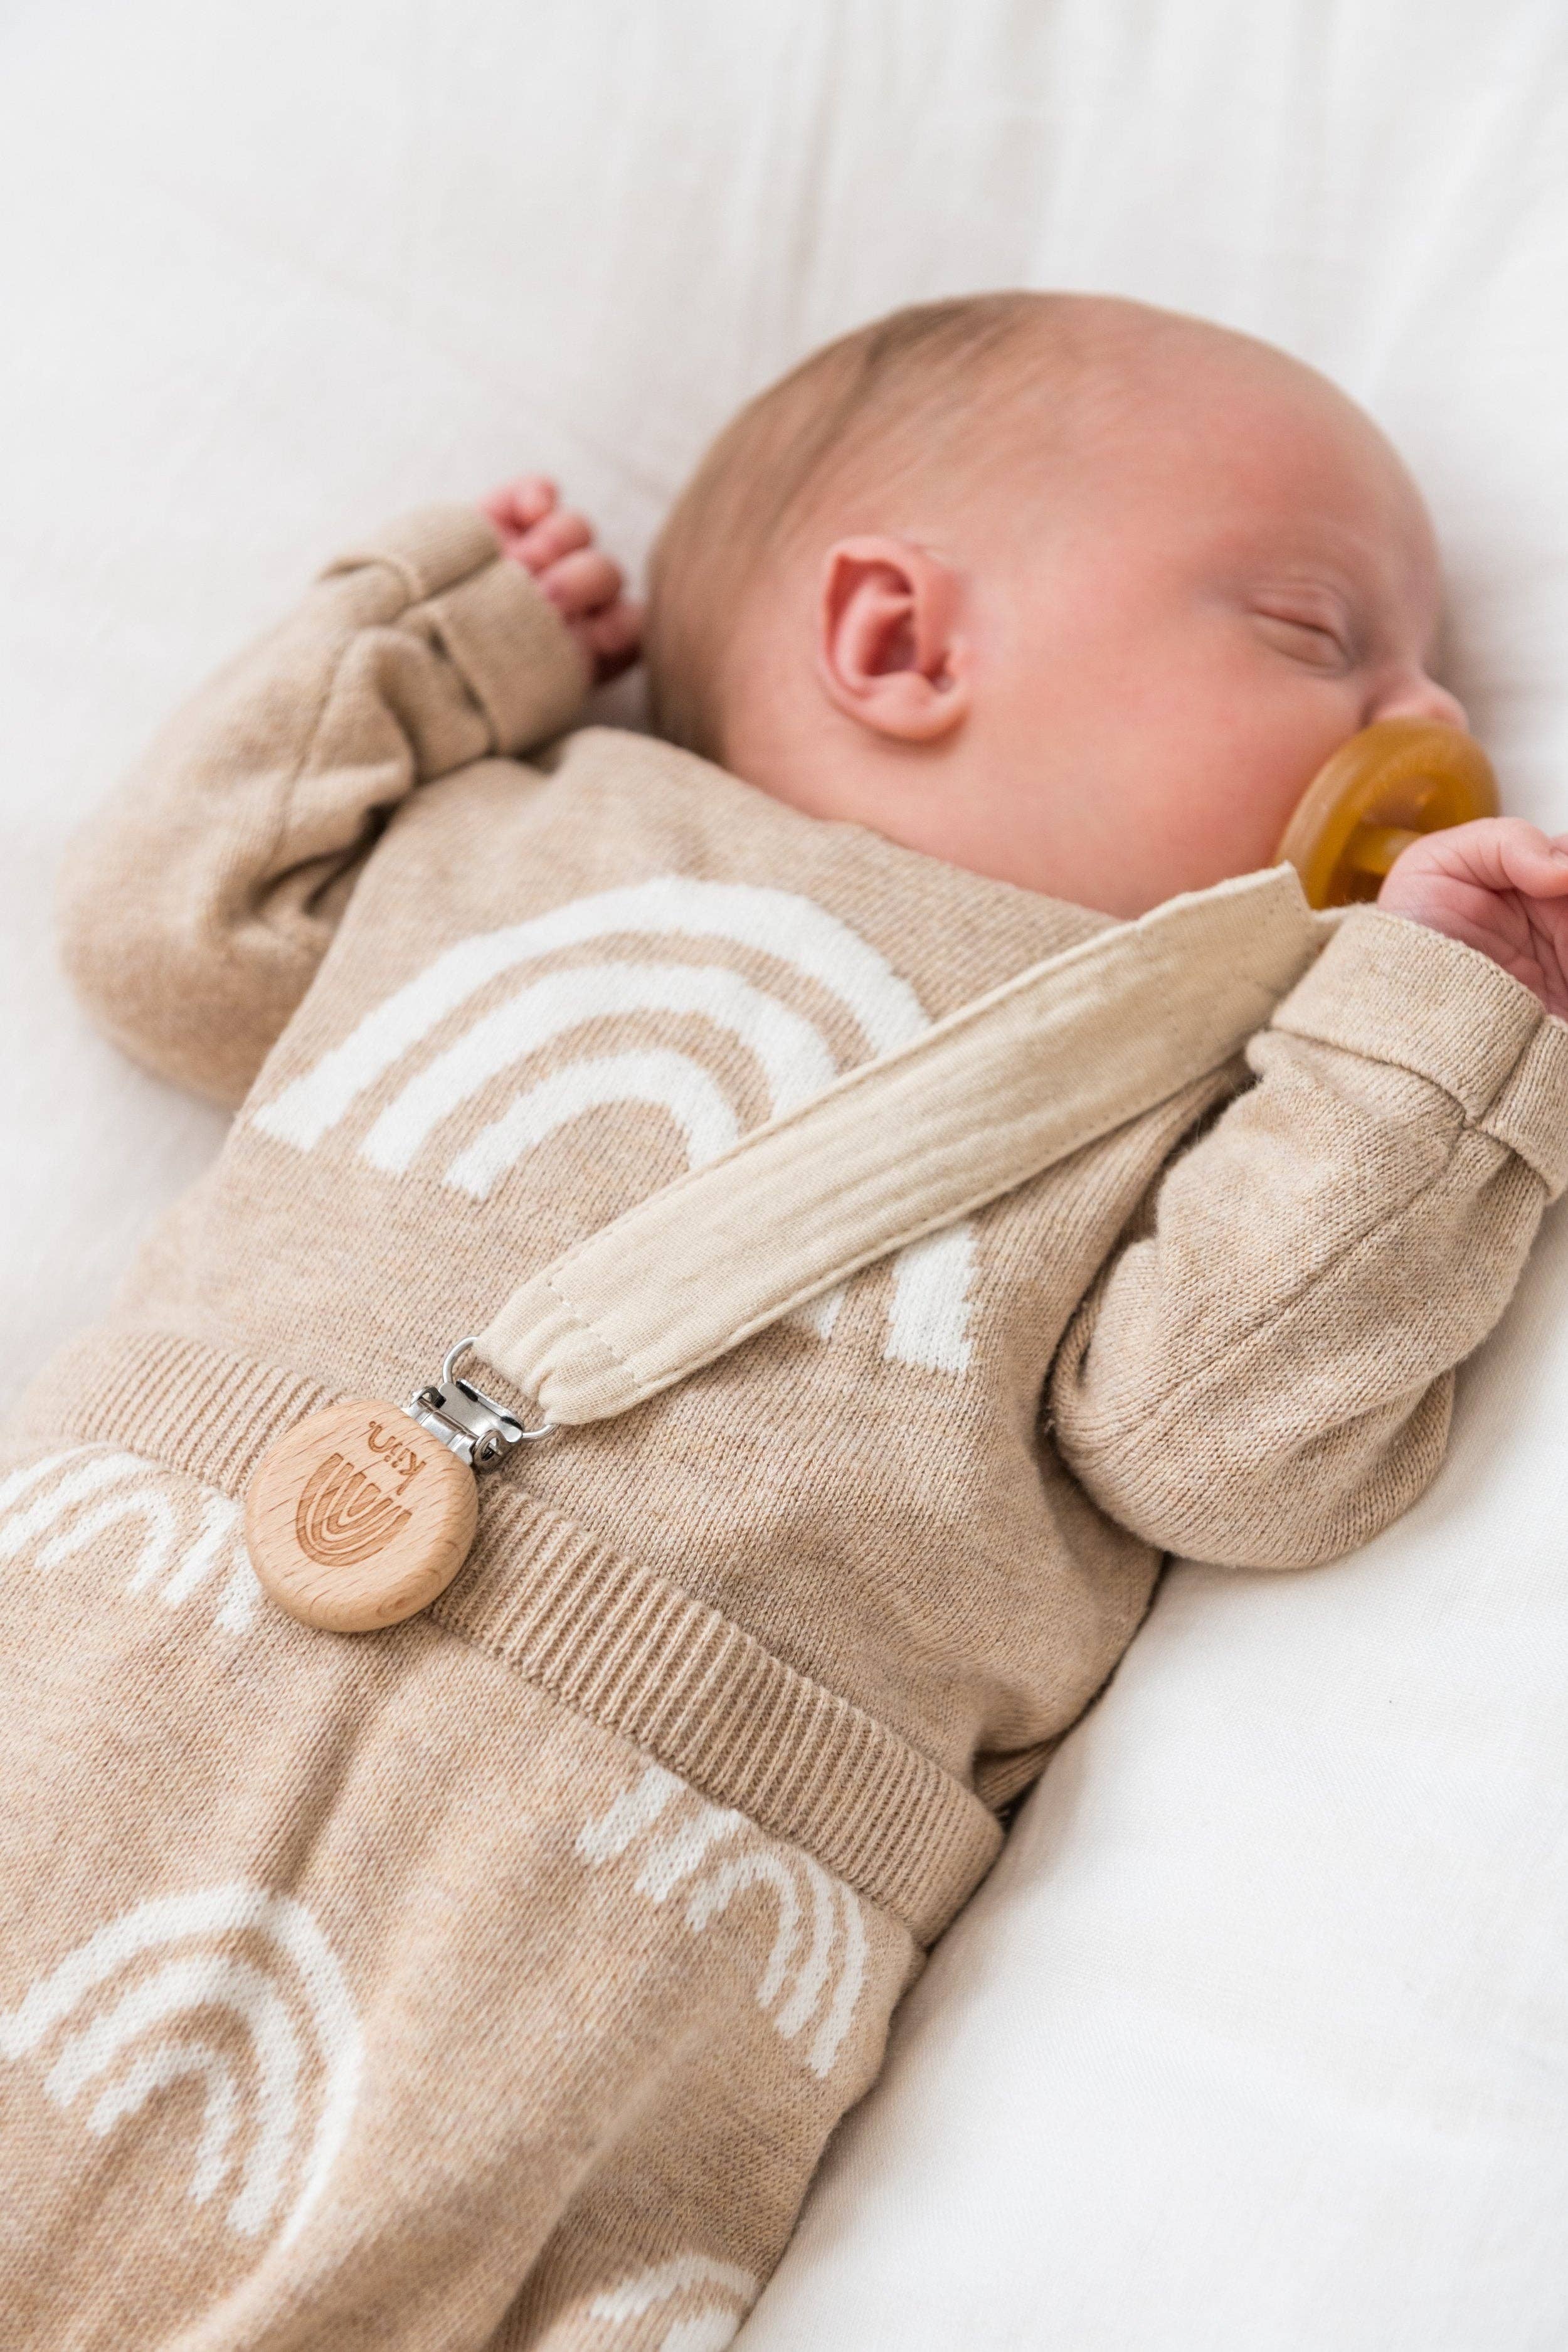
[3,1,1565,2343]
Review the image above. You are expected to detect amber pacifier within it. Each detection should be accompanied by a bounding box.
[1276,719,1499,909]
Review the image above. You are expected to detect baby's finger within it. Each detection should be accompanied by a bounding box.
[1405,818,1568,898]
[541,547,623,617]
[1480,821,1568,896]
[481,476,557,532]
[579,597,644,677]
[516,508,594,574]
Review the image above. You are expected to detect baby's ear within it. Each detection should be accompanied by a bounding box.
[816,536,972,743]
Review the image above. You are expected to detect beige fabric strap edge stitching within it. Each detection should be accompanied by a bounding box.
[480,864,1330,1423]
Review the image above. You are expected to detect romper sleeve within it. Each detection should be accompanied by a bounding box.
[58,506,590,1107]
[1049,908,1568,1569]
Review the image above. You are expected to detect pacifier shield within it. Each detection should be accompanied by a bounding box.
[1276,719,1498,909]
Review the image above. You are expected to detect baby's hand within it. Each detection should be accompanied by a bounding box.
[1379,817,1568,1019]
[479,477,642,683]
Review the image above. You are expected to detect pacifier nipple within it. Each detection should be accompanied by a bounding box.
[1276,719,1498,910]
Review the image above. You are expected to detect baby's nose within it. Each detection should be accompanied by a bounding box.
[1379,675,1469,733]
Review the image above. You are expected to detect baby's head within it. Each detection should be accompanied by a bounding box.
[645,294,1464,918]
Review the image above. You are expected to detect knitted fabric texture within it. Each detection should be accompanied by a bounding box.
[3,506,1565,2345]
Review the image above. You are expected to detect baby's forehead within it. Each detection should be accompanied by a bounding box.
[955,328,1430,566]
[835,315,1338,507]
[994,319,1388,482]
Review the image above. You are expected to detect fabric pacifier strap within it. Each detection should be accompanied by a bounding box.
[478,864,1332,1425]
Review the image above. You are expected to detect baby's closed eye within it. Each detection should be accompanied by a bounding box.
[1251,605,1354,671]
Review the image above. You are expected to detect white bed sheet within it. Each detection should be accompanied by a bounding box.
[2,1,1565,2343]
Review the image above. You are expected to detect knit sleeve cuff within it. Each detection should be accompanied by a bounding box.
[322,504,591,753]
[322,503,503,598]
[1273,906,1568,1194]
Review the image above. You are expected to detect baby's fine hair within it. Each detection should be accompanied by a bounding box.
[644,289,1076,760]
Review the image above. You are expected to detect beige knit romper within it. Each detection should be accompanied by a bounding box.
[3,509,1564,2350]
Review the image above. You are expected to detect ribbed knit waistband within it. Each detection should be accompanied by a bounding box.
[15,1326,1002,1943]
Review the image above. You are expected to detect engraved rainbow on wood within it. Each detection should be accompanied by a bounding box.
[245,1399,477,1633]
[295,1453,411,1565]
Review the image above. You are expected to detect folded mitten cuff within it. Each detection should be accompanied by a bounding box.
[1273,906,1568,1194]
[323,504,591,753]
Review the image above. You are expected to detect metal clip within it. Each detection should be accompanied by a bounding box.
[403,1338,554,1473]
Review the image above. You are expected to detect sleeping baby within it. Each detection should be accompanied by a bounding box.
[5,292,1568,2349]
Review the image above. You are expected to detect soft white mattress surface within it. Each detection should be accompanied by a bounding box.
[3,2,1566,2344]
